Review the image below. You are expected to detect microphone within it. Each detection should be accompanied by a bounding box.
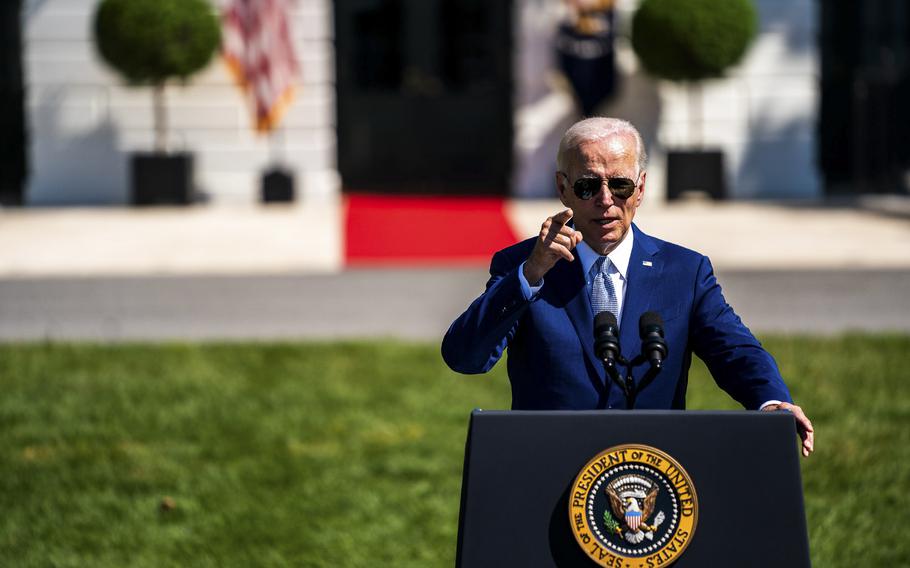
[639,312,668,369]
[594,311,621,367]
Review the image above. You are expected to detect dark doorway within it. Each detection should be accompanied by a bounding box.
[819,0,910,195]
[334,0,513,195]
[1,0,26,206]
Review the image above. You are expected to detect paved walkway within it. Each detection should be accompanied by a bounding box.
[2,269,907,341]
[1,196,908,278]
[0,200,342,277]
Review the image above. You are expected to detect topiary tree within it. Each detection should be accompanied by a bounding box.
[94,0,221,153]
[631,0,757,145]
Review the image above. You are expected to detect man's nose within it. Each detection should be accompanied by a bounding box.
[594,182,614,207]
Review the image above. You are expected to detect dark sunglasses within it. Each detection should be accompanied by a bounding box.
[559,172,639,200]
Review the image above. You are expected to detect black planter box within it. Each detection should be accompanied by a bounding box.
[261,168,295,203]
[130,153,194,206]
[666,150,726,201]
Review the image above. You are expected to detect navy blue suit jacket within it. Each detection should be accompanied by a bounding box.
[441,224,792,411]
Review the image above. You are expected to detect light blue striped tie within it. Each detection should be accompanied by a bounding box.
[591,256,618,321]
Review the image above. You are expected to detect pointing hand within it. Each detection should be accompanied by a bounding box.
[524,208,584,285]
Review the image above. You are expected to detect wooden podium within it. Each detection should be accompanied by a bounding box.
[456,410,810,567]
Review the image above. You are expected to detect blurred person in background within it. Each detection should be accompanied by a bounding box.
[442,117,813,457]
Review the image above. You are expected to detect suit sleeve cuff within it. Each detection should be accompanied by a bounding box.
[518,261,543,299]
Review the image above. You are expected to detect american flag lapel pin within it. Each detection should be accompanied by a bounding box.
[642,261,653,267]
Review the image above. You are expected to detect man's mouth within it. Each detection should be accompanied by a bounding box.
[594,218,619,226]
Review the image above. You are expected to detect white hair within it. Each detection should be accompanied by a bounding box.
[556,117,648,173]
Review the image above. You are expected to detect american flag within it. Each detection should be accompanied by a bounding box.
[222,0,300,132]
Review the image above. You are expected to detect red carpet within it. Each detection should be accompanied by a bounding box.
[344,194,520,266]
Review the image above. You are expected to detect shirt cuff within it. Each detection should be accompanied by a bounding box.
[759,400,783,411]
[518,261,543,300]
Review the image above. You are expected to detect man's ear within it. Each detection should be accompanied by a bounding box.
[635,172,647,207]
[556,173,569,206]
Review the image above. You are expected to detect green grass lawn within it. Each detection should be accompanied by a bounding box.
[0,336,907,567]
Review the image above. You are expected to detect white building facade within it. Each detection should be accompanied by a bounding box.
[22,0,819,205]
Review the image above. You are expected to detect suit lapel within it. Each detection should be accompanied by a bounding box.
[546,255,603,382]
[620,225,663,354]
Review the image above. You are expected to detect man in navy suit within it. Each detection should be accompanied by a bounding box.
[442,117,814,457]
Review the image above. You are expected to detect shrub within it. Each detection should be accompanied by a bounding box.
[631,0,757,82]
[94,0,220,85]
[94,0,221,151]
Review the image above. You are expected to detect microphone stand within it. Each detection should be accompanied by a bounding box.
[601,354,663,409]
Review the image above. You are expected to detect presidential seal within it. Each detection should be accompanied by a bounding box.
[568,444,698,568]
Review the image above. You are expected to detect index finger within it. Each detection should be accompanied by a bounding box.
[551,208,573,228]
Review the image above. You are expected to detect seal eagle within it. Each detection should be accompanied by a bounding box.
[606,485,659,534]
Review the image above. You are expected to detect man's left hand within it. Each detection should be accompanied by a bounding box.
[761,402,814,458]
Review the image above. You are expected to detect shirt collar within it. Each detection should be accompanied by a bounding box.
[576,227,635,280]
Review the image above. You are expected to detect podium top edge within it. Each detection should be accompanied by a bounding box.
[469,409,795,419]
